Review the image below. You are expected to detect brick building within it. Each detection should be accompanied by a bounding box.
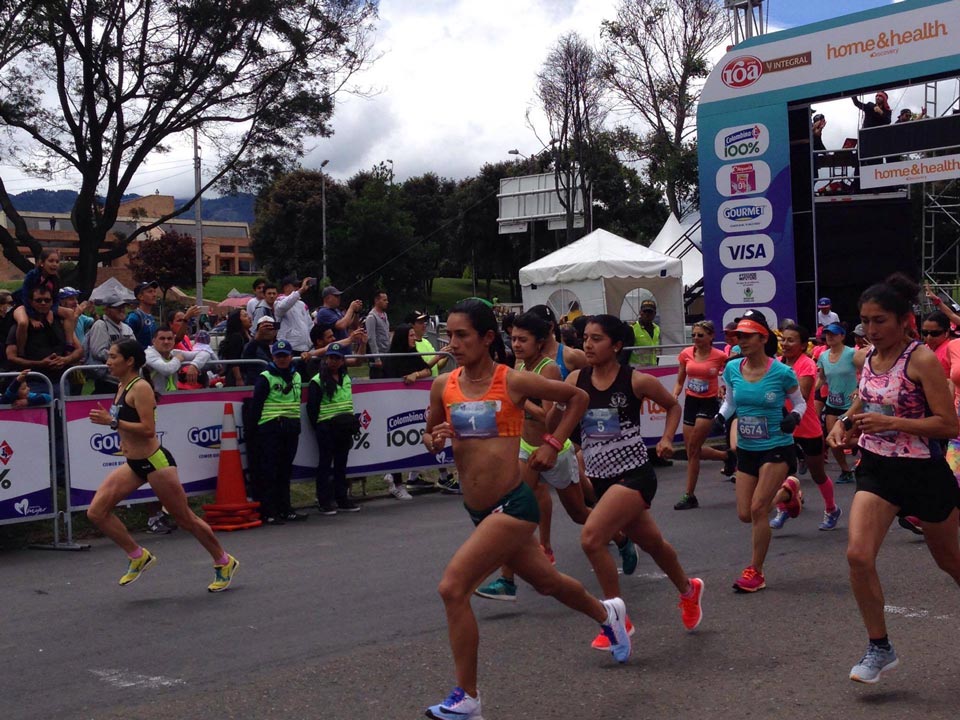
[0,194,257,283]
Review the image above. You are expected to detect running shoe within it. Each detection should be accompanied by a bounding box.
[732,565,766,593]
[819,506,843,531]
[678,578,704,630]
[208,554,239,593]
[146,511,174,534]
[797,456,808,476]
[118,549,156,586]
[673,493,699,510]
[283,512,308,521]
[599,597,631,663]
[263,515,285,525]
[407,474,434,487]
[781,477,803,518]
[591,615,635,650]
[836,470,856,484]
[769,509,790,529]
[439,476,462,495]
[337,499,361,513]
[474,576,517,602]
[618,537,638,575]
[425,686,482,720]
[316,501,338,516]
[540,544,556,565]
[850,642,899,684]
[721,449,737,477]
[388,482,413,500]
[898,515,923,535]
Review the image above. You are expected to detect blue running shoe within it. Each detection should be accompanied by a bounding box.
[769,509,789,529]
[425,686,483,719]
[819,506,843,531]
[600,597,631,663]
[618,537,638,576]
[836,471,855,484]
[850,642,898,684]
[474,576,517,602]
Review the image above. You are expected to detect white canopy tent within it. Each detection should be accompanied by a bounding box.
[89,277,135,304]
[518,228,685,346]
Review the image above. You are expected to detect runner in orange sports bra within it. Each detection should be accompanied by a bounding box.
[420,300,633,720]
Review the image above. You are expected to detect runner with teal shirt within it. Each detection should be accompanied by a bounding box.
[817,323,858,483]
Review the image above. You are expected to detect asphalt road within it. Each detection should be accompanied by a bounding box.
[2,460,959,720]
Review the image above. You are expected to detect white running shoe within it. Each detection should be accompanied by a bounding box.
[388,482,413,500]
[600,597,632,663]
[426,687,482,719]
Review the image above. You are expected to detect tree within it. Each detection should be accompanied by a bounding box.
[127,230,210,308]
[534,32,608,243]
[0,0,377,290]
[398,173,458,298]
[601,0,727,217]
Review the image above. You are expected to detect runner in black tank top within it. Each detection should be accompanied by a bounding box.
[553,315,705,650]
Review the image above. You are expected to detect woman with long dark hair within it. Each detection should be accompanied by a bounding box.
[421,300,628,720]
[85,339,238,591]
[828,273,960,684]
[218,308,252,386]
[383,323,431,384]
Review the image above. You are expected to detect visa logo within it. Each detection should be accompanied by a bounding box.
[727,243,768,261]
[718,234,774,270]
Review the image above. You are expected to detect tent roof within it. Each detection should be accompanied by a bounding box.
[89,277,135,304]
[519,228,682,286]
[648,212,703,290]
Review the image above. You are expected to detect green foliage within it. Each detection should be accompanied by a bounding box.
[128,230,210,300]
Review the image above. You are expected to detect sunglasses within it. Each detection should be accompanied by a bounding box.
[32,297,53,304]
[922,329,944,337]
[692,333,708,338]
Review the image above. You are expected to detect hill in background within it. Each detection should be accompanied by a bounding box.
[8,189,255,225]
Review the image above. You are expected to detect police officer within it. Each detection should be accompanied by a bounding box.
[250,339,306,524]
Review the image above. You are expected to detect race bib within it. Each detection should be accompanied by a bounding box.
[450,401,499,438]
[738,415,770,440]
[827,391,847,408]
[582,408,621,439]
[862,402,897,438]
[109,403,120,422]
[687,377,709,394]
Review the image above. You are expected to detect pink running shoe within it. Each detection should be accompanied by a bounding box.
[781,476,803,518]
[678,578,704,630]
[732,565,766,593]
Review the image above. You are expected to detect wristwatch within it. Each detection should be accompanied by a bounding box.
[838,415,853,431]
[110,418,119,431]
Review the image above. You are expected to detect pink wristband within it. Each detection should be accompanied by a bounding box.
[541,434,563,451]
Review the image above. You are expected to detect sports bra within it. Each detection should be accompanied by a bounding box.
[556,344,569,379]
[443,364,524,438]
[517,356,553,416]
[111,377,144,425]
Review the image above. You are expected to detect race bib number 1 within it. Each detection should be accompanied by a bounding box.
[582,408,621,439]
[450,401,499,438]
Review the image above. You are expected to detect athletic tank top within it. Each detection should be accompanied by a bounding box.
[858,341,935,458]
[110,377,145,425]
[575,365,648,479]
[555,344,570,379]
[443,364,523,438]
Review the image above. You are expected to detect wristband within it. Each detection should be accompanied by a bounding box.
[554,402,568,411]
[541,433,563,451]
[110,418,119,431]
[839,415,853,431]
[932,296,943,306]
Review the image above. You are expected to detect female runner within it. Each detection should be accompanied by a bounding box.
[422,300,630,720]
[817,323,858,483]
[828,273,960,684]
[672,319,735,509]
[558,314,703,652]
[716,310,807,592]
[772,324,841,530]
[474,311,637,602]
[86,339,238,592]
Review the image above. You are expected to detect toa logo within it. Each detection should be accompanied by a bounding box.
[721,56,763,88]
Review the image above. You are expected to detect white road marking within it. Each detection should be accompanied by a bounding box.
[884,605,951,620]
[90,668,186,689]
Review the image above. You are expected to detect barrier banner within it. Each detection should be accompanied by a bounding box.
[64,391,249,509]
[636,367,684,445]
[292,379,453,479]
[0,407,54,525]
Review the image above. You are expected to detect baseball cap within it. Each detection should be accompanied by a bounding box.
[823,322,846,336]
[326,342,347,358]
[255,315,276,329]
[817,297,831,308]
[321,285,342,299]
[407,310,428,323]
[640,299,657,311]
[270,339,293,356]
[734,309,770,337]
[854,323,866,337]
[134,280,159,296]
[102,292,129,308]
[59,286,81,299]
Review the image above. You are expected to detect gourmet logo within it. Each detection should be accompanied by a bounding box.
[721,56,762,88]
[726,206,762,220]
[189,425,222,449]
[715,123,768,160]
[717,198,773,233]
[827,21,948,60]
[91,431,166,456]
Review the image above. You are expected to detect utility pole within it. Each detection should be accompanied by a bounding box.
[320,159,329,282]
[193,127,204,307]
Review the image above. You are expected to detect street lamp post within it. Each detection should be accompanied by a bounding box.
[320,159,329,282]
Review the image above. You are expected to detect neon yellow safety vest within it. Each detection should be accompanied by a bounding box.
[312,373,354,421]
[415,337,440,377]
[258,370,302,424]
[630,322,660,367]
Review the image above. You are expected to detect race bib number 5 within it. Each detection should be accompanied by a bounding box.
[582,408,621,439]
[450,401,499,438]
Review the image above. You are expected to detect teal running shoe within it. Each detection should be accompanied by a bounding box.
[474,576,517,602]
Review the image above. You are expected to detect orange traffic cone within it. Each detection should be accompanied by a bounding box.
[203,402,262,531]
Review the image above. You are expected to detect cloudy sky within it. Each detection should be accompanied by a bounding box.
[0,0,932,197]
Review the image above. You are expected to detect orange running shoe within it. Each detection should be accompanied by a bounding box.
[781,476,803,518]
[678,578,704,630]
[732,565,766,593]
[591,616,635,650]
